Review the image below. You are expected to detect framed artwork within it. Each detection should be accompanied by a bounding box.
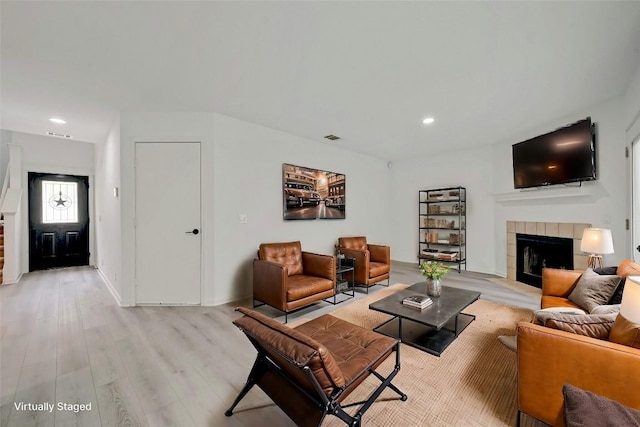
[283,163,345,220]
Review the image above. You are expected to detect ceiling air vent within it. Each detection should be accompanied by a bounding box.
[324,135,341,141]
[46,131,73,139]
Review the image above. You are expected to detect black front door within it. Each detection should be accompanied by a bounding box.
[29,172,89,271]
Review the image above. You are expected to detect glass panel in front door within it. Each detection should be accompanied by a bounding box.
[41,180,78,224]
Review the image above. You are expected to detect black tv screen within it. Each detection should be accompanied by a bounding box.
[512,118,596,189]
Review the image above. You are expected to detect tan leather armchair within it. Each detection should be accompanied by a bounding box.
[253,241,335,322]
[337,236,390,293]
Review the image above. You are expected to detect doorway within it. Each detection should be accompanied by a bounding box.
[135,142,202,304]
[28,172,90,271]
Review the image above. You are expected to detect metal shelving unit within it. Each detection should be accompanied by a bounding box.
[418,187,466,273]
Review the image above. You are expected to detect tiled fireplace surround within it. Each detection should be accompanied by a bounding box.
[506,221,591,282]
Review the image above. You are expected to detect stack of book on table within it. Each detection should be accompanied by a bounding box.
[402,295,433,310]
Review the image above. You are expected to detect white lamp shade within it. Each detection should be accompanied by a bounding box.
[580,228,614,254]
[621,276,640,324]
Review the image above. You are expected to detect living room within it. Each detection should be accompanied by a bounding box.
[2,2,640,426]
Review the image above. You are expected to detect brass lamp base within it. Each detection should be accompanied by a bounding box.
[587,254,603,269]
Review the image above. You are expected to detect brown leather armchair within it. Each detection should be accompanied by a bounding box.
[226,307,406,426]
[337,236,390,293]
[253,241,335,322]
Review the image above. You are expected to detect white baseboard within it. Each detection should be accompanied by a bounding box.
[97,268,133,307]
[2,272,23,285]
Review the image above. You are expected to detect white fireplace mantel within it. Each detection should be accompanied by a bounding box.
[493,182,607,205]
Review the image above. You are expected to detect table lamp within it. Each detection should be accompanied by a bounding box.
[621,276,640,325]
[580,228,614,269]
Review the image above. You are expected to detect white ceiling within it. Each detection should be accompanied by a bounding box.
[2,1,640,161]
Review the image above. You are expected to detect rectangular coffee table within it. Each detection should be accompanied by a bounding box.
[369,283,480,356]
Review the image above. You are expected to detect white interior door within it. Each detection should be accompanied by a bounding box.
[135,142,201,304]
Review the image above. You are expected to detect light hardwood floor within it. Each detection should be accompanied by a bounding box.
[0,263,542,426]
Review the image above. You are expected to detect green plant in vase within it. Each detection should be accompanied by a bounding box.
[420,261,449,297]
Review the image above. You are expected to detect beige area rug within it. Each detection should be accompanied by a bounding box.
[316,283,536,427]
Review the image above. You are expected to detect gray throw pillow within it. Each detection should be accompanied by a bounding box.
[567,268,621,312]
[563,384,640,427]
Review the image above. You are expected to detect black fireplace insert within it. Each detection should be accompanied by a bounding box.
[516,234,574,288]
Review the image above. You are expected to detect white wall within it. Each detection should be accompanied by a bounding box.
[14,132,94,172]
[390,95,630,276]
[94,117,122,303]
[492,97,628,275]
[212,113,390,304]
[119,111,390,306]
[389,147,496,274]
[625,60,640,142]
[0,130,11,190]
[9,131,95,274]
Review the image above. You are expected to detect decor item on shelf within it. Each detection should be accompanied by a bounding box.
[420,260,450,297]
[580,228,614,269]
[437,251,458,261]
[425,232,439,243]
[449,233,464,245]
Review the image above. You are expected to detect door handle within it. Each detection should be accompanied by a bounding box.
[186,229,200,235]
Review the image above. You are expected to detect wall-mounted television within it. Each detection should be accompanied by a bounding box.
[283,163,345,220]
[512,117,596,189]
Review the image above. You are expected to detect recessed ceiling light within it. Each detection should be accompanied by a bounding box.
[49,117,67,124]
[422,117,435,125]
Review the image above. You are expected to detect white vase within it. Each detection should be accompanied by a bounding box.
[426,279,442,297]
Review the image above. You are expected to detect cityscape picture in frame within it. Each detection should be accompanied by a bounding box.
[283,163,346,220]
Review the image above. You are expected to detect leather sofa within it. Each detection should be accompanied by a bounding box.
[541,259,640,311]
[253,241,335,322]
[517,259,640,426]
[517,321,640,426]
[337,236,390,292]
